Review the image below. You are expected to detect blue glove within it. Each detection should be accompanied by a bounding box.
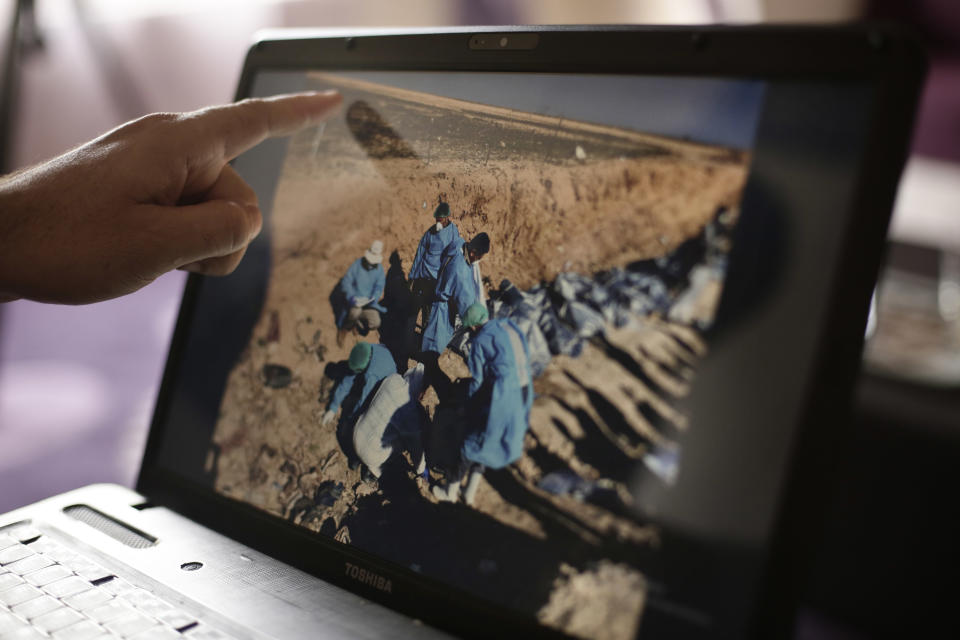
[349,296,360,307]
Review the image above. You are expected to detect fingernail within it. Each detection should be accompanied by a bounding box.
[242,202,263,239]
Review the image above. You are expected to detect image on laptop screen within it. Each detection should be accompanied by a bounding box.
[195,70,763,638]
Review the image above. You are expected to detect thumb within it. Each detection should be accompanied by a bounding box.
[137,197,262,273]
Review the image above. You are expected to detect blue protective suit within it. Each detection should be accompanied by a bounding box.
[327,344,397,422]
[334,258,386,328]
[421,248,481,354]
[409,222,461,281]
[462,318,533,469]
[442,235,485,303]
[440,234,465,263]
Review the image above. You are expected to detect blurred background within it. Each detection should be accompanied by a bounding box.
[1,1,958,638]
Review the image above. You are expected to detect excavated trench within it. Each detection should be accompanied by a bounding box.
[210,72,749,639]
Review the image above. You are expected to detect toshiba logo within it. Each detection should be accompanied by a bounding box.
[345,561,393,593]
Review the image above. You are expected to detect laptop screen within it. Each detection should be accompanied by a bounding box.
[146,46,898,638]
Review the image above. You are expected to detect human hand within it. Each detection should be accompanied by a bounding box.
[322,410,336,426]
[0,91,342,304]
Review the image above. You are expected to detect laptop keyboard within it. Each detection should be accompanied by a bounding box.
[0,525,237,640]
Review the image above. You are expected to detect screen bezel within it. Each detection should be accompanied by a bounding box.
[137,25,925,639]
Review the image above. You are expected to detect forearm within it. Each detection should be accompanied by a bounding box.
[467,352,484,397]
[409,243,424,278]
[342,274,360,299]
[328,374,354,412]
[0,178,20,301]
[0,151,96,302]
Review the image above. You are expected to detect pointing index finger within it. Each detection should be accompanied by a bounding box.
[200,90,343,160]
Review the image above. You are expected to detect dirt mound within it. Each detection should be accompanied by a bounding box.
[538,562,647,640]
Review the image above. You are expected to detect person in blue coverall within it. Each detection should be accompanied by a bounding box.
[421,232,490,357]
[433,303,533,504]
[440,232,485,300]
[409,202,461,326]
[322,341,397,428]
[333,240,387,346]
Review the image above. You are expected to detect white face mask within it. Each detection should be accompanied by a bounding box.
[435,222,443,232]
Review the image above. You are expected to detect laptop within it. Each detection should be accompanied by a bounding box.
[0,25,924,640]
